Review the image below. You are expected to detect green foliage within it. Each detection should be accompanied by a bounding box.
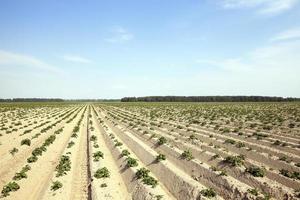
[32,147,43,157]
[224,155,245,166]
[200,188,216,198]
[142,176,158,188]
[115,141,123,147]
[126,157,138,167]
[9,147,18,155]
[156,153,166,162]
[27,155,38,163]
[247,188,259,196]
[1,182,20,197]
[67,141,75,148]
[236,142,245,148]
[121,149,130,157]
[94,167,110,179]
[13,169,28,180]
[51,181,63,191]
[246,166,265,177]
[279,169,300,180]
[93,151,104,161]
[136,167,150,179]
[224,139,236,145]
[90,135,97,142]
[21,138,31,146]
[181,149,194,161]
[157,136,167,145]
[56,155,71,177]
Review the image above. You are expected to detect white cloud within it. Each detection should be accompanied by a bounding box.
[270,27,300,42]
[105,27,134,43]
[0,50,60,73]
[219,0,298,15]
[63,55,93,63]
[196,31,300,72]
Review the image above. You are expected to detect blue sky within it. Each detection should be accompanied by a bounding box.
[0,0,300,99]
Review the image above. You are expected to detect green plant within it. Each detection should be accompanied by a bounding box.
[93,151,104,161]
[236,142,245,148]
[94,167,110,178]
[115,141,123,147]
[126,157,138,167]
[247,188,259,196]
[21,138,31,146]
[56,155,71,177]
[121,149,130,157]
[224,139,236,145]
[67,141,75,148]
[13,170,28,180]
[155,195,163,200]
[51,181,63,191]
[90,135,97,141]
[100,183,107,187]
[136,167,150,179]
[156,154,166,162]
[32,147,43,157]
[246,166,265,177]
[224,155,245,166]
[142,176,158,188]
[27,155,38,163]
[157,136,167,145]
[200,188,216,198]
[1,182,20,197]
[181,149,194,161]
[9,147,18,155]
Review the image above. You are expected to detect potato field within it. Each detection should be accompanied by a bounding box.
[0,102,299,200]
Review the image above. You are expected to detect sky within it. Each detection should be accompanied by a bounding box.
[0,0,300,99]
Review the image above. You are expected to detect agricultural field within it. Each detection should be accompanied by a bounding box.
[0,102,300,200]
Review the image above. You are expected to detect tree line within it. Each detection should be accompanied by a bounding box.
[121,96,300,102]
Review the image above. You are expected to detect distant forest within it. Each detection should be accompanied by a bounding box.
[121,96,300,102]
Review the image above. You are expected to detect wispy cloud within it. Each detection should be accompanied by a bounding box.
[105,26,134,43]
[219,0,298,15]
[270,27,300,42]
[0,50,60,73]
[63,54,93,63]
[196,30,300,72]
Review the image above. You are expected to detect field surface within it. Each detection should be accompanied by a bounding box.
[0,102,299,200]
